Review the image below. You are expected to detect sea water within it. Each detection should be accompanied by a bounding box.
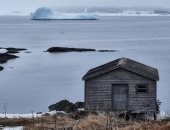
[0,16,170,113]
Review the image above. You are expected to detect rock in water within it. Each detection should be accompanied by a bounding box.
[0,66,4,71]
[98,50,117,52]
[47,47,96,53]
[5,47,27,54]
[0,53,19,64]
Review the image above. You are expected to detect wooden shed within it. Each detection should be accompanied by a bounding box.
[82,57,159,116]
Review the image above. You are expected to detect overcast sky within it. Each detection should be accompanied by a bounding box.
[0,0,170,14]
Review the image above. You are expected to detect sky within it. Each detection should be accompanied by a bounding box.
[0,0,170,15]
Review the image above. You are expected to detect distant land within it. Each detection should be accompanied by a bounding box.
[1,6,170,16]
[52,6,170,13]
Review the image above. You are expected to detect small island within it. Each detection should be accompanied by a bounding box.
[46,47,117,53]
[46,47,96,53]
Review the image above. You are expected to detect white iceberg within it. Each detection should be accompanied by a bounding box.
[31,7,98,20]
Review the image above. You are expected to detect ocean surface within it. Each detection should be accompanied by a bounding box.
[0,16,170,113]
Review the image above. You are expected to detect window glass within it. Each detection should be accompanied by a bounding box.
[137,85,148,93]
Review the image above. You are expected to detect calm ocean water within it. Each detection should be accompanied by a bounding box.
[0,16,170,113]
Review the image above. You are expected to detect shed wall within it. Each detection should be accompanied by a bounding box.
[85,68,156,112]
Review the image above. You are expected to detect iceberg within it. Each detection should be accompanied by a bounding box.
[31,7,98,20]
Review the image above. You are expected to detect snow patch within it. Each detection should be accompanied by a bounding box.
[31,7,98,20]
[0,111,66,119]
[2,126,23,130]
[0,113,41,118]
[0,49,7,54]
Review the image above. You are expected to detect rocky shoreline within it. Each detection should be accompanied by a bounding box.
[0,46,117,72]
[0,47,27,64]
[0,47,27,72]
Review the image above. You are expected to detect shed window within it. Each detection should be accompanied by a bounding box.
[136,85,148,93]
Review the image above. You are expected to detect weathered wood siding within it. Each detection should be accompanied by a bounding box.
[85,68,157,113]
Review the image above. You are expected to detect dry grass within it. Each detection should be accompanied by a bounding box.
[0,118,31,126]
[1,115,170,130]
[73,115,107,130]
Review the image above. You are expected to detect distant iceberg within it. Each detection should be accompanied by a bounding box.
[31,7,98,20]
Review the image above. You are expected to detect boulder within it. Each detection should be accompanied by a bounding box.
[46,47,96,53]
[74,102,84,109]
[48,100,77,113]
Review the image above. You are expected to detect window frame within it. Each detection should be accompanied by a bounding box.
[136,84,149,94]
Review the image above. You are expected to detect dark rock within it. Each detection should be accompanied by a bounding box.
[47,47,96,53]
[74,102,84,109]
[0,66,4,71]
[5,47,27,54]
[48,100,77,113]
[98,50,116,52]
[0,53,19,64]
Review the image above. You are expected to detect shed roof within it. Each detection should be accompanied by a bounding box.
[82,57,159,81]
